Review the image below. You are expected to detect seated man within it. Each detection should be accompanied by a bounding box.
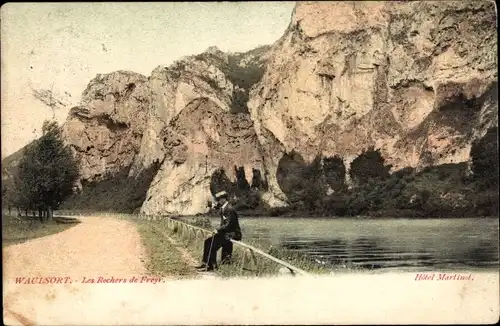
[196,191,242,271]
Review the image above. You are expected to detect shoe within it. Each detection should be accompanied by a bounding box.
[195,263,207,269]
[200,265,215,272]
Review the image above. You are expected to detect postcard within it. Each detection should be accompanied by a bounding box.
[2,2,499,325]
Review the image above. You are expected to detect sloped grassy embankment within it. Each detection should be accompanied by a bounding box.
[2,213,78,247]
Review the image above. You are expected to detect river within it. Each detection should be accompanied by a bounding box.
[199,216,499,271]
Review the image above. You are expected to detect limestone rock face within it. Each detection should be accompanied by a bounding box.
[61,47,269,214]
[62,71,150,183]
[54,1,497,214]
[128,50,237,177]
[248,0,497,202]
[141,98,264,215]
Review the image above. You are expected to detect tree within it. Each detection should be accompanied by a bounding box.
[301,155,326,211]
[15,120,79,220]
[323,155,346,192]
[470,126,498,189]
[276,151,327,211]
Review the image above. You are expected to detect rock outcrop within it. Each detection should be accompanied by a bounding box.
[248,0,497,203]
[9,1,493,215]
[62,71,151,184]
[60,46,270,214]
[141,97,264,215]
[139,47,269,215]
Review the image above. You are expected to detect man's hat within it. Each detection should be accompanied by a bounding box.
[215,191,228,199]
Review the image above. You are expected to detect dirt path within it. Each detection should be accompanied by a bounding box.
[2,216,148,325]
[2,215,222,325]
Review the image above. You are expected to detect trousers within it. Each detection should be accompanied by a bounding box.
[221,241,233,264]
[202,233,233,267]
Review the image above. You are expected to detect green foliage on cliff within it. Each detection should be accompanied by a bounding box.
[271,142,498,218]
[194,45,269,114]
[276,151,328,211]
[59,161,161,213]
[470,126,498,190]
[323,155,346,192]
[340,163,475,217]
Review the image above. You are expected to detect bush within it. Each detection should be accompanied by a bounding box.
[321,195,349,216]
[473,191,499,216]
[393,167,415,179]
[322,155,346,191]
[233,188,261,210]
[268,206,292,217]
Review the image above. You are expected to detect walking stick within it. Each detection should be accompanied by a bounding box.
[206,231,216,272]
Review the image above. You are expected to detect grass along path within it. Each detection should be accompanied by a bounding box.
[133,219,218,279]
[2,213,78,247]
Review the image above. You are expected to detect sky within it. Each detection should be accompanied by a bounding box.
[0,2,295,158]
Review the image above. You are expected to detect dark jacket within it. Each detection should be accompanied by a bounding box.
[216,203,242,241]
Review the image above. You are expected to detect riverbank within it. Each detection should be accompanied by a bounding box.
[143,215,334,278]
[4,214,498,325]
[183,208,499,220]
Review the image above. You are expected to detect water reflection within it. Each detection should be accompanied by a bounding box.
[202,217,499,271]
[279,236,499,270]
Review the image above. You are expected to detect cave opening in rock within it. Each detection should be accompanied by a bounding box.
[276,150,307,203]
[349,147,391,187]
[234,166,250,193]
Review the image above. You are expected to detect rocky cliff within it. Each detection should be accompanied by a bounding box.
[141,97,264,215]
[59,45,269,214]
[63,71,151,185]
[7,1,496,216]
[248,0,497,204]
